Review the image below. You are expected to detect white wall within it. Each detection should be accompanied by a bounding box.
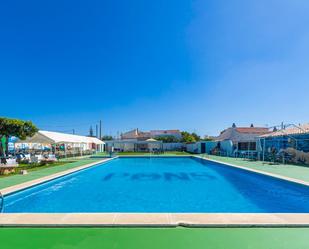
[186,143,200,153]
[205,141,218,154]
[162,143,183,151]
[220,140,234,156]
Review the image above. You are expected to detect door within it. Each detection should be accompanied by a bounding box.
[201,142,206,153]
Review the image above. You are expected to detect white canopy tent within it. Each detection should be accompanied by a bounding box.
[15,130,105,153]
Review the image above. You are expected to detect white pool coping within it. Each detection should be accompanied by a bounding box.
[1,155,309,227]
[1,213,309,227]
[196,156,309,187]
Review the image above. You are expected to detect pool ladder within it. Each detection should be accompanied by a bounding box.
[0,192,4,213]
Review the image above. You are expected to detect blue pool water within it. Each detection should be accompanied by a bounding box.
[3,157,309,213]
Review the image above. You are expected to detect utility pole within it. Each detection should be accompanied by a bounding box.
[96,125,98,138]
[89,126,94,137]
[99,120,102,140]
[72,129,75,135]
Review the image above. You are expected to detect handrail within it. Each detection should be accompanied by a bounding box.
[0,192,4,213]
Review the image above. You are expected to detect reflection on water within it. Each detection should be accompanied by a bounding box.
[102,172,216,181]
[4,177,78,208]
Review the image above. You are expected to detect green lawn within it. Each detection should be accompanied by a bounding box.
[1,227,309,249]
[92,152,108,156]
[0,161,75,179]
[206,155,309,182]
[0,158,103,189]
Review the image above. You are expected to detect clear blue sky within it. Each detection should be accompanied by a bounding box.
[1,0,309,136]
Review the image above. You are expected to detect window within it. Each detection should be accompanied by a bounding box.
[238,142,256,151]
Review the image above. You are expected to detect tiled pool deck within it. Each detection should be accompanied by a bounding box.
[1,155,309,227]
[2,213,309,227]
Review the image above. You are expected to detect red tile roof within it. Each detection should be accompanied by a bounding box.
[235,127,270,134]
[150,130,181,134]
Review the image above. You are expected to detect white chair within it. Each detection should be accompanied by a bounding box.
[6,158,17,166]
[30,156,39,163]
[36,155,43,162]
[48,154,57,161]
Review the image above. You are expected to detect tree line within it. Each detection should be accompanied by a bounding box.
[0,117,38,163]
[102,131,212,143]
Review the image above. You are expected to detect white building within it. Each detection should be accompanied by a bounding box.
[105,139,163,152]
[120,128,182,141]
[15,130,105,154]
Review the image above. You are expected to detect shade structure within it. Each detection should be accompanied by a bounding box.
[260,123,309,138]
[16,130,105,153]
[145,138,158,142]
[19,130,104,145]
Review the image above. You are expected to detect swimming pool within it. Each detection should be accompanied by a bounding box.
[3,157,309,213]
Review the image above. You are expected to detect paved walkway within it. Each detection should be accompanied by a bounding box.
[207,155,309,182]
[0,158,102,189]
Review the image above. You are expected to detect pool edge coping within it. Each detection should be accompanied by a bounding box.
[1,213,309,227]
[195,155,309,187]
